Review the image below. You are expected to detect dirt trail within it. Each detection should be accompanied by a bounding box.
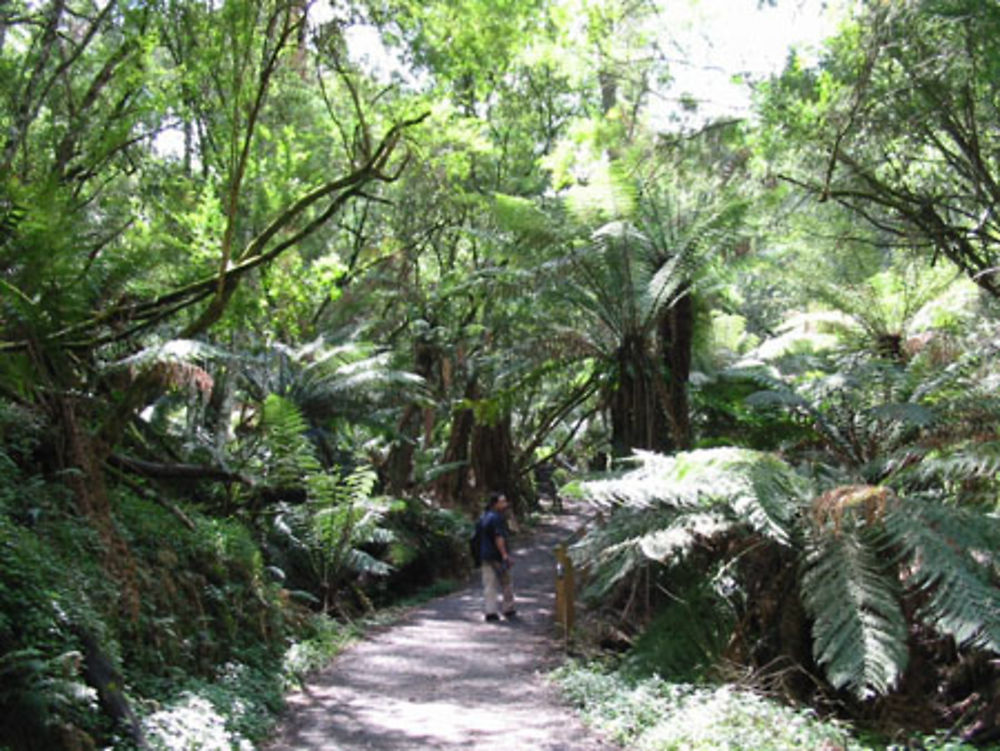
[264,504,615,751]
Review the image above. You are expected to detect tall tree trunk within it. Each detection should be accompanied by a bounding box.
[470,413,532,515]
[384,339,436,494]
[432,376,478,507]
[658,290,694,450]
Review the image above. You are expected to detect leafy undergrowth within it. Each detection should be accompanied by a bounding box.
[551,661,997,751]
[135,577,465,751]
[127,615,355,751]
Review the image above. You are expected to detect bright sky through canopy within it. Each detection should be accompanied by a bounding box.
[335,0,846,126]
[655,0,845,123]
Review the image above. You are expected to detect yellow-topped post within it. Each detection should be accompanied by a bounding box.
[554,543,575,641]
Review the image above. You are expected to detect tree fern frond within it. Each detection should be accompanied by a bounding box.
[801,528,909,698]
[867,402,935,428]
[106,338,230,370]
[572,448,803,540]
[744,389,813,412]
[261,394,321,484]
[916,442,1000,484]
[342,548,393,577]
[570,451,682,509]
[885,498,1000,651]
[568,448,806,597]
[592,220,649,247]
[491,192,556,244]
[645,251,688,320]
[741,452,809,543]
[636,512,735,563]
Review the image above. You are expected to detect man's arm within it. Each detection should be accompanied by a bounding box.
[495,534,511,566]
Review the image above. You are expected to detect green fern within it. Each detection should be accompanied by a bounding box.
[801,526,909,698]
[884,497,1000,651]
[910,441,1000,497]
[567,448,804,598]
[307,467,394,600]
[261,394,321,487]
[568,445,1000,700]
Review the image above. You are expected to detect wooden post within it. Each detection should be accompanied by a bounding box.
[554,544,575,643]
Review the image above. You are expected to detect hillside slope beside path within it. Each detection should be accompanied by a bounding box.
[264,506,615,751]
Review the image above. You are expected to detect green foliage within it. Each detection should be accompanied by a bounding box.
[135,651,290,748]
[113,492,287,687]
[0,414,115,747]
[281,614,361,687]
[260,393,322,486]
[739,352,940,478]
[552,662,868,751]
[270,462,397,613]
[379,502,470,600]
[568,446,1000,702]
[761,0,1000,299]
[566,448,804,598]
[884,498,1000,651]
[0,647,99,750]
[235,338,426,466]
[623,570,737,685]
[801,525,909,697]
[307,466,394,578]
[553,660,996,751]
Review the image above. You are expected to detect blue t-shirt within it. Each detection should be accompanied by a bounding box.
[478,509,508,563]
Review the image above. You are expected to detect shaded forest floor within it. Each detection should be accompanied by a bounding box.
[263,502,615,750]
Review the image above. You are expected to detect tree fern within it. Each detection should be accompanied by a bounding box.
[569,446,1000,700]
[741,355,943,478]
[801,525,909,698]
[241,338,425,435]
[911,441,1000,489]
[293,346,426,422]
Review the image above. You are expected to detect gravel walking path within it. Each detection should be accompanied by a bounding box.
[263,504,616,751]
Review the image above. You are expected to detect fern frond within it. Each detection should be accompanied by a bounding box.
[576,448,804,540]
[261,394,321,485]
[568,448,806,597]
[106,338,229,370]
[867,402,935,428]
[343,548,393,577]
[884,497,1000,651]
[645,251,689,320]
[636,512,734,563]
[916,441,1000,484]
[570,506,660,598]
[491,192,556,244]
[801,527,909,698]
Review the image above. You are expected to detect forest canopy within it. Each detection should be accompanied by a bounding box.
[3,0,1000,749]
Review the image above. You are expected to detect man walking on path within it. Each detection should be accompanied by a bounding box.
[478,492,516,621]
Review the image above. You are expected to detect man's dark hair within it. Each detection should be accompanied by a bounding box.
[485,491,505,510]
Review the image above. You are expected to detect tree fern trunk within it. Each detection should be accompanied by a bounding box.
[609,334,670,455]
[658,289,693,450]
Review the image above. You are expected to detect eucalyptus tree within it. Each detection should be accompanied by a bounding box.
[759,0,1000,299]
[0,0,426,599]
